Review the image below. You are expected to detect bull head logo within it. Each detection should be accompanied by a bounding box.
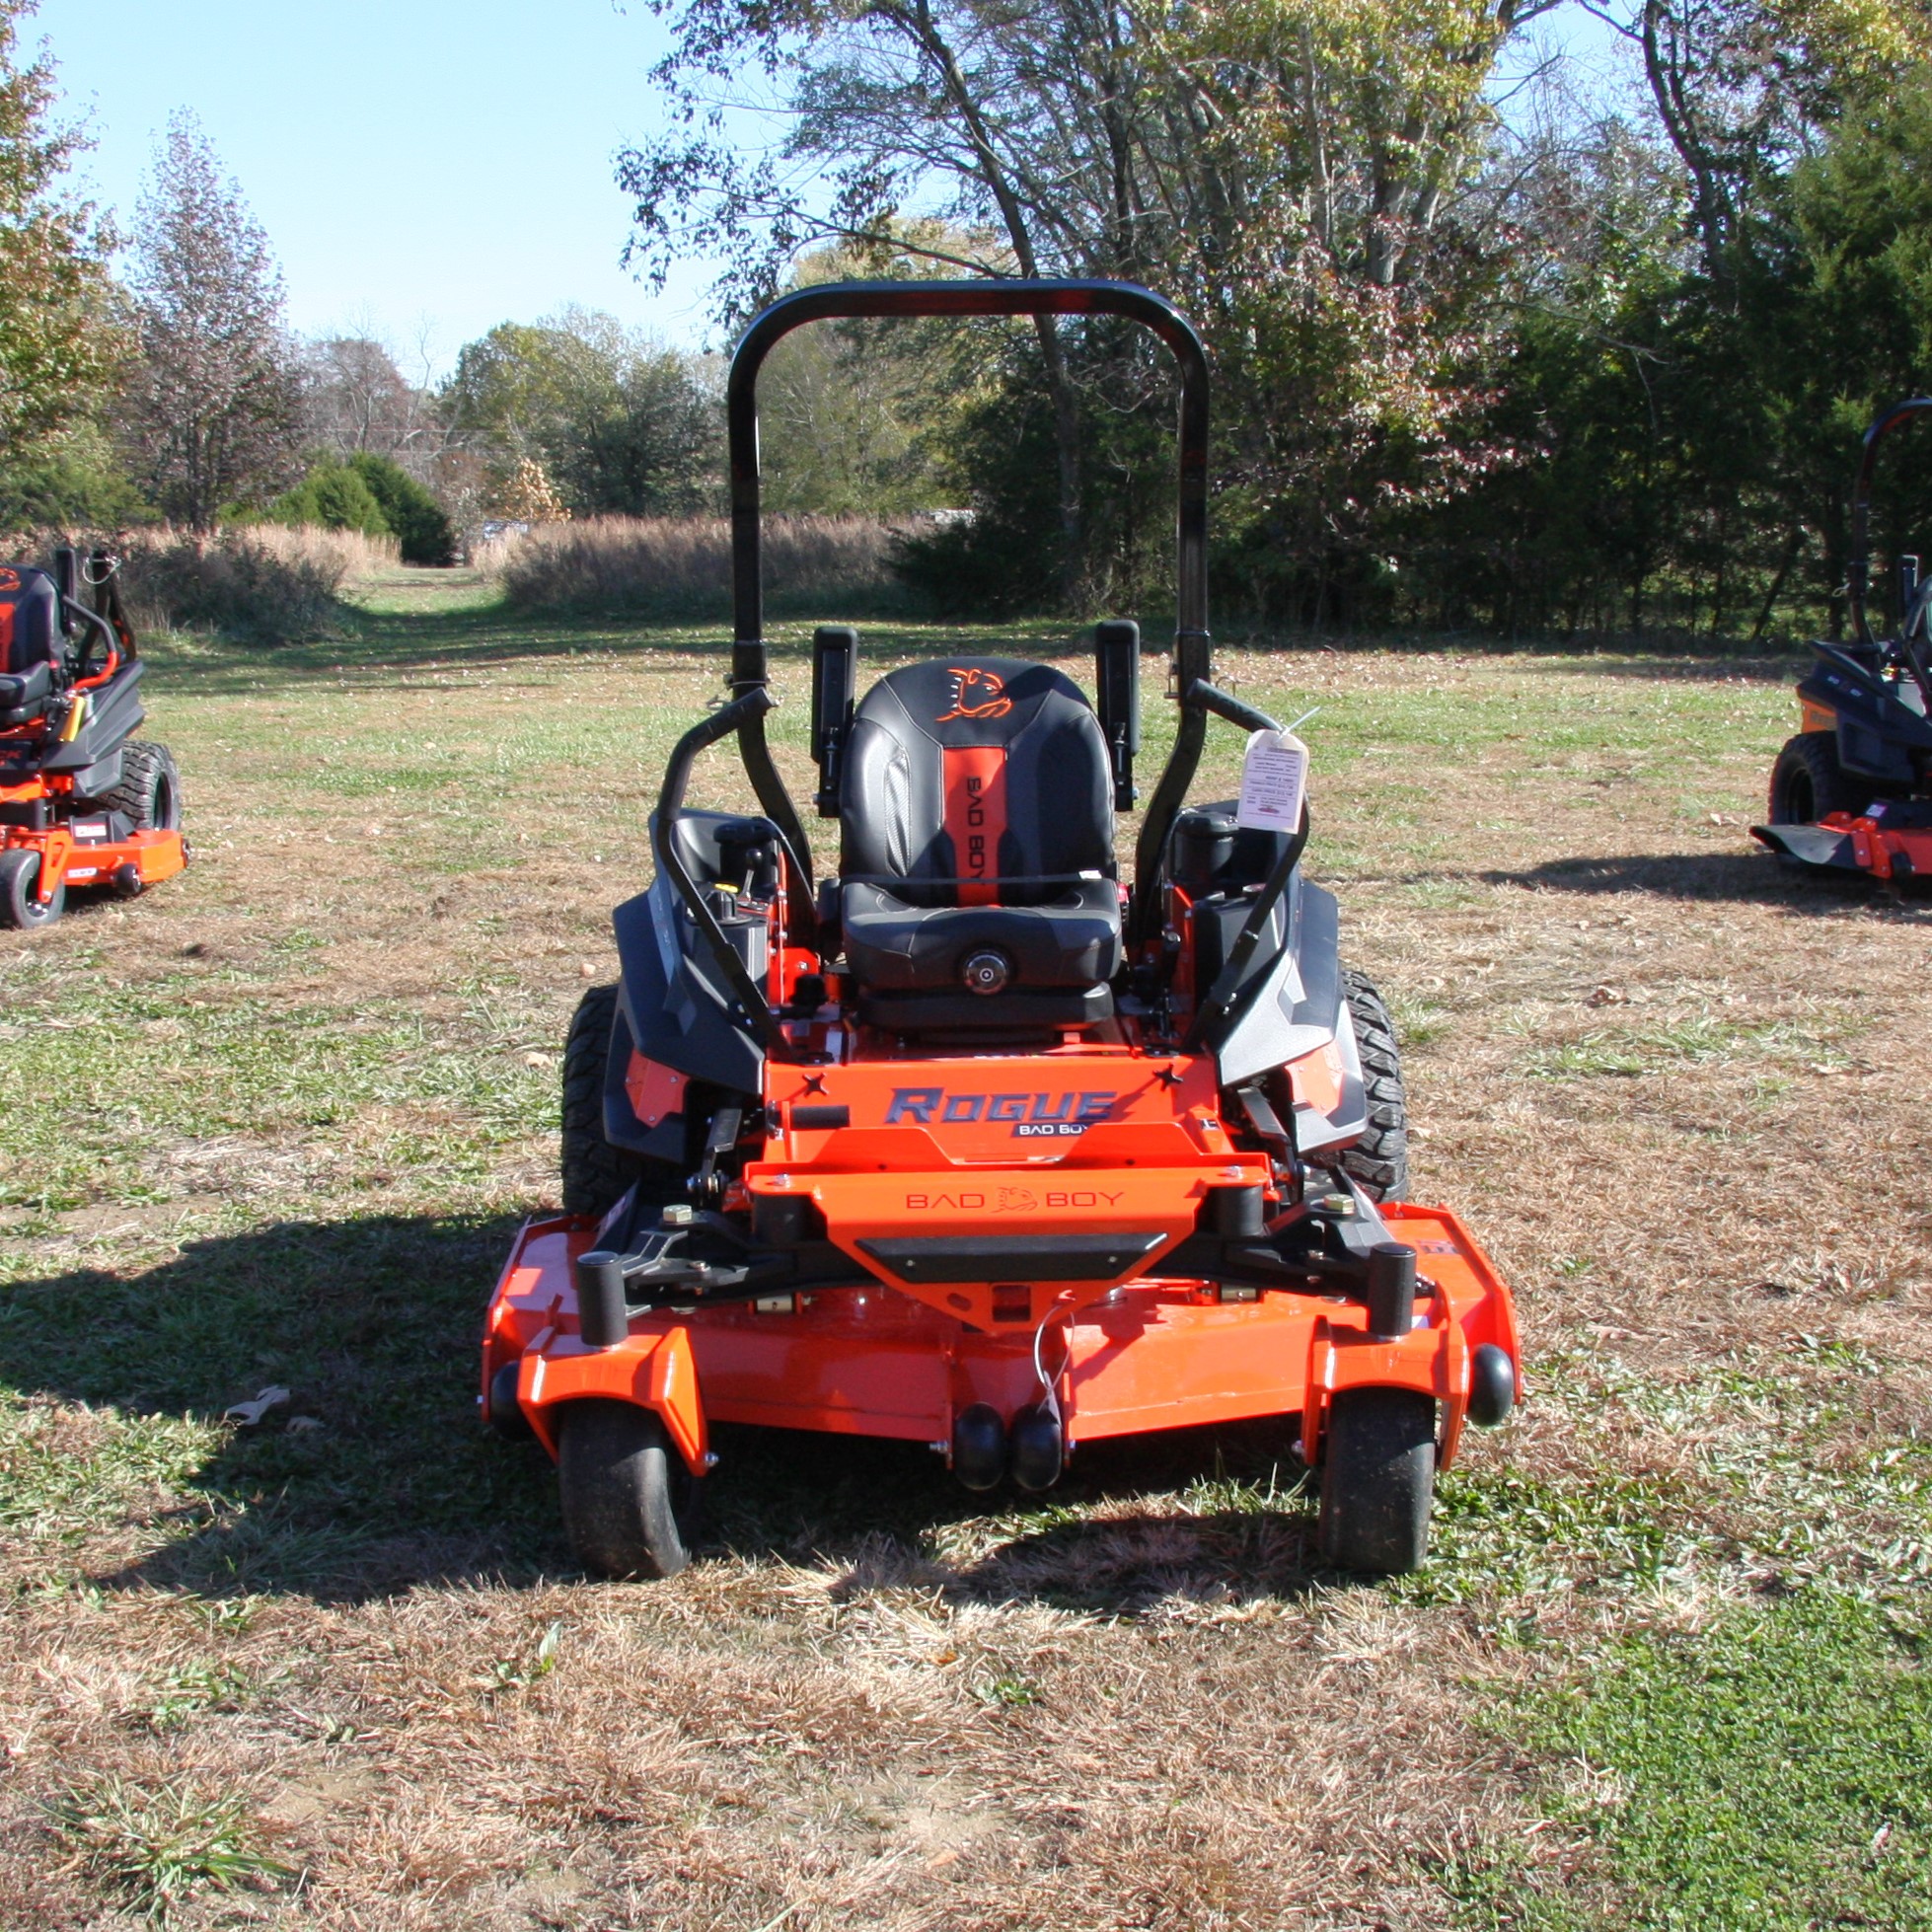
[936,666,1012,722]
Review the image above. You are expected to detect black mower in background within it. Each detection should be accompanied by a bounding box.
[1753,397,1932,879]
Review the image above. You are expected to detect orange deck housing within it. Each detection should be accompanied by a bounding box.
[0,776,186,906]
[483,1196,1518,1480]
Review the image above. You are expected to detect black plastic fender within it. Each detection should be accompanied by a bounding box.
[1801,645,1932,785]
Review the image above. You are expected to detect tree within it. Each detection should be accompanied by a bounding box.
[742,238,959,515]
[113,112,303,529]
[438,309,720,517]
[302,335,440,470]
[267,458,390,537]
[620,0,1547,614]
[1569,0,1931,291]
[490,456,567,524]
[0,0,125,489]
[0,419,147,529]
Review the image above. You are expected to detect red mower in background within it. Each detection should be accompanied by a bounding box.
[1754,397,1932,880]
[483,280,1522,1580]
[0,547,186,928]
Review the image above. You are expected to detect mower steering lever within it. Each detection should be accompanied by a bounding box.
[654,689,795,1056]
[1186,679,1283,736]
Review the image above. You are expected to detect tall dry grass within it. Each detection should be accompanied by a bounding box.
[112,525,396,646]
[483,514,913,618]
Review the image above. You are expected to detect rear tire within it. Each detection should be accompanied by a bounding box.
[557,1399,701,1579]
[0,849,64,929]
[1318,1387,1436,1575]
[106,741,183,832]
[1338,969,1408,1201]
[561,983,682,1222]
[1768,733,1861,825]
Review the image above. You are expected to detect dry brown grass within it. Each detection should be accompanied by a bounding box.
[109,524,398,645]
[0,606,1926,1927]
[483,514,910,617]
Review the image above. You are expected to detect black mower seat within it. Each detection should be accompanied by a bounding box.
[0,568,60,726]
[839,656,1122,1000]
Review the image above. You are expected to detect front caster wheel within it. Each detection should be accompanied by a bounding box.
[557,1399,703,1579]
[1008,1404,1064,1492]
[0,849,64,929]
[1317,1387,1436,1575]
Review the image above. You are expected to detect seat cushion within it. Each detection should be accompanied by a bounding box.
[838,656,1122,993]
[842,875,1123,991]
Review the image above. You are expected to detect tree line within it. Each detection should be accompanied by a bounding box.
[4,0,1929,640]
[627,0,1932,640]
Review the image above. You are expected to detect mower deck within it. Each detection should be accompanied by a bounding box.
[0,796,187,902]
[1751,807,1932,879]
[483,1199,1516,1476]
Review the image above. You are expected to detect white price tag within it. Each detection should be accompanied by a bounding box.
[1235,728,1308,832]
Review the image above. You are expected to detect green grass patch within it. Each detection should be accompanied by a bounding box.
[1526,1015,1857,1080]
[0,1392,217,1548]
[1383,986,1452,1050]
[1453,1590,1932,1931]
[46,1772,295,1919]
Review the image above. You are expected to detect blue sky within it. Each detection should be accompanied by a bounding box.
[37,0,718,372]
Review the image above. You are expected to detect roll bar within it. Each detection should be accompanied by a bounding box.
[724,278,1217,940]
[1848,397,1932,645]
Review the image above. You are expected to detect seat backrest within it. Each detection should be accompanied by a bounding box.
[0,568,59,678]
[840,656,1113,908]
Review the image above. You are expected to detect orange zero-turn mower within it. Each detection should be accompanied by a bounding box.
[483,280,1522,1579]
[0,546,186,929]
[1753,397,1932,879]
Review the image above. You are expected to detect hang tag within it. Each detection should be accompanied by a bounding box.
[1236,728,1308,832]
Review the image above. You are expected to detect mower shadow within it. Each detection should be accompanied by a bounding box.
[1481,851,1932,913]
[0,1212,565,1603]
[2,1212,1346,1614]
[705,1418,1335,1614]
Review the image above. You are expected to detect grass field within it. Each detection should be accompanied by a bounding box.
[1,563,1928,1929]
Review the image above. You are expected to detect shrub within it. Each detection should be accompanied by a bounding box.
[0,423,152,531]
[345,452,456,564]
[266,460,390,538]
[114,524,393,644]
[483,513,911,619]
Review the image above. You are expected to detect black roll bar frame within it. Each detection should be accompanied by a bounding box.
[724,278,1215,944]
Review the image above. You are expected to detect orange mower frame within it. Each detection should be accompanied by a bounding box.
[482,279,1522,1579]
[0,549,186,929]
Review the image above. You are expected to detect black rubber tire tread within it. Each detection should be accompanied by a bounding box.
[1338,968,1408,1201]
[105,740,183,831]
[1767,732,1861,826]
[560,982,681,1221]
[0,848,64,929]
[557,1399,701,1579]
[1318,1386,1436,1575]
